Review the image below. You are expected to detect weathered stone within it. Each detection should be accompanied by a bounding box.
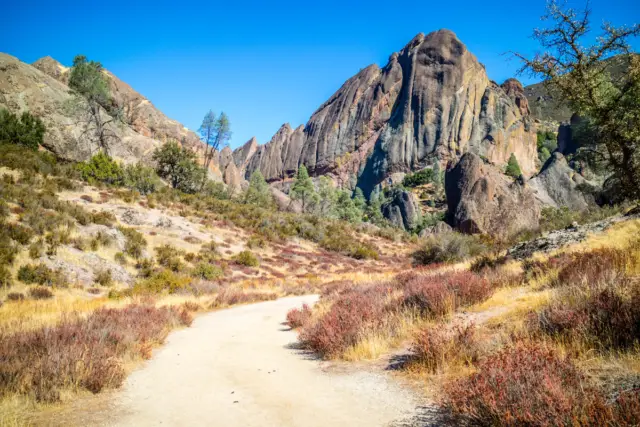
[382,189,422,231]
[528,152,592,211]
[445,153,540,238]
[501,78,530,117]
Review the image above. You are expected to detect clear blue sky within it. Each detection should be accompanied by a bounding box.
[3,0,639,148]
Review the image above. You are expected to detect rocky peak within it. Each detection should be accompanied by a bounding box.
[236,29,537,193]
[32,56,69,84]
[501,78,530,117]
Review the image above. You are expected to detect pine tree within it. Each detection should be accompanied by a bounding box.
[290,165,318,212]
[244,171,274,209]
[505,153,522,178]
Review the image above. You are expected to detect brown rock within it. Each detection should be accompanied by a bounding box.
[445,153,540,238]
[501,78,530,117]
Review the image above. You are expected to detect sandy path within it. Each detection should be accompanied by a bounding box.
[100,295,420,427]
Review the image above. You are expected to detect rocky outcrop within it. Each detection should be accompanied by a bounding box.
[501,78,530,117]
[233,137,259,175]
[381,189,422,230]
[32,56,202,152]
[445,153,540,238]
[528,152,592,211]
[0,53,159,163]
[236,30,537,194]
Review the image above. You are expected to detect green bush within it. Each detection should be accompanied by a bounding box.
[118,226,147,258]
[77,152,125,186]
[124,162,161,195]
[505,153,522,178]
[132,269,192,295]
[191,262,224,280]
[17,263,67,287]
[403,168,436,188]
[114,252,127,265]
[233,250,260,267]
[94,269,113,286]
[412,233,487,265]
[152,141,206,194]
[0,109,45,151]
[0,266,12,288]
[155,244,184,272]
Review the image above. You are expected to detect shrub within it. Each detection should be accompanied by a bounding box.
[0,109,45,151]
[411,323,477,373]
[77,152,125,186]
[118,226,147,258]
[0,236,19,266]
[505,153,522,178]
[29,286,54,299]
[17,263,67,287]
[233,250,260,267]
[114,252,127,265]
[350,242,379,260]
[94,269,113,287]
[285,303,313,328]
[402,168,436,188]
[91,211,116,226]
[191,262,224,280]
[90,230,114,250]
[210,288,277,308]
[132,269,192,295]
[152,141,205,194]
[412,233,487,265]
[6,292,25,301]
[155,244,184,272]
[123,162,161,195]
[443,343,613,426]
[0,304,191,402]
[28,240,44,259]
[0,266,12,288]
[5,222,34,245]
[555,248,629,288]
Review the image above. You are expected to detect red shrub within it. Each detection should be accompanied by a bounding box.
[556,248,628,288]
[211,288,277,307]
[285,303,312,328]
[0,304,191,402]
[299,284,393,357]
[443,343,613,426]
[411,322,477,372]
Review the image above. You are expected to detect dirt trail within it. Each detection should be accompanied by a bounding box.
[87,295,422,427]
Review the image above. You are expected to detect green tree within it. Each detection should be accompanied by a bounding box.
[244,170,274,209]
[152,141,205,194]
[290,165,318,212]
[199,110,232,172]
[353,187,367,211]
[124,162,161,194]
[515,1,640,200]
[67,55,119,154]
[365,191,386,225]
[505,153,523,178]
[335,190,362,223]
[316,176,337,217]
[0,109,45,150]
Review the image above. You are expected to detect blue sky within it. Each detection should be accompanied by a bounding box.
[3,0,639,148]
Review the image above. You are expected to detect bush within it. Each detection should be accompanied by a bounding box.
[349,242,379,260]
[29,286,54,299]
[443,343,613,426]
[6,292,25,301]
[286,303,313,328]
[152,141,205,194]
[210,288,277,308]
[505,153,522,178]
[123,162,161,195]
[233,250,260,267]
[118,226,147,258]
[91,211,116,226]
[77,152,125,186]
[17,263,67,287]
[412,233,487,265]
[155,244,184,272]
[0,266,12,288]
[94,269,113,287]
[402,168,436,188]
[191,262,224,280]
[114,252,127,265]
[0,109,45,151]
[132,269,192,295]
[0,304,191,402]
[411,323,477,373]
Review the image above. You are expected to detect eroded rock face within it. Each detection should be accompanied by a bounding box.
[501,78,530,117]
[528,152,592,211]
[236,30,537,193]
[445,153,540,238]
[381,189,422,231]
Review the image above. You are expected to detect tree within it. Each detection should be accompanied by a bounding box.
[199,110,231,172]
[505,153,523,178]
[335,190,362,223]
[365,191,386,225]
[353,187,367,211]
[152,141,206,194]
[244,171,274,209]
[514,1,640,200]
[290,165,318,212]
[0,109,45,150]
[316,176,337,217]
[68,55,120,154]
[77,151,125,185]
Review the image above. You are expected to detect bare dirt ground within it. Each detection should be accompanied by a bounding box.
[57,295,430,427]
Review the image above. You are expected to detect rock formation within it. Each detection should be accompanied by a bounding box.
[528,152,592,211]
[235,30,537,195]
[445,153,540,238]
[381,188,422,231]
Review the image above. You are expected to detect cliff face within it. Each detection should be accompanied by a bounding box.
[236,30,537,194]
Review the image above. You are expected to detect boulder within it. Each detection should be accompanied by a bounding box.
[528,152,592,211]
[270,187,302,213]
[382,189,422,231]
[445,153,540,238]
